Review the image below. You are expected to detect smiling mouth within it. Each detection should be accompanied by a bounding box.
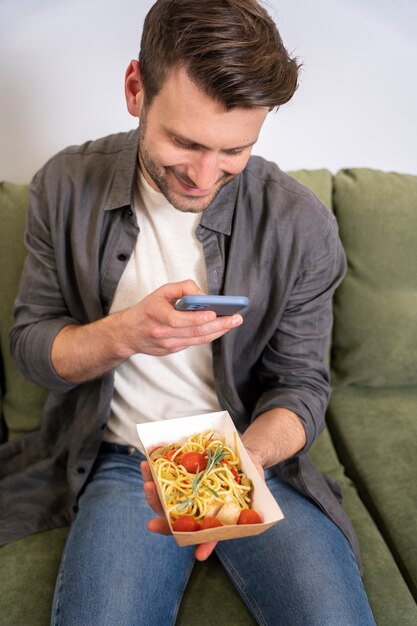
[170,170,211,196]
[170,169,229,198]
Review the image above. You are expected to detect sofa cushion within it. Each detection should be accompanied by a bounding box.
[178,556,256,626]
[0,527,68,625]
[0,358,4,443]
[309,428,417,624]
[327,386,417,600]
[0,182,48,439]
[331,168,417,387]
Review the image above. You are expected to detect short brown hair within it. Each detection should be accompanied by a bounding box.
[139,0,300,110]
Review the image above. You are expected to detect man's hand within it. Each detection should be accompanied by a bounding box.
[140,449,264,561]
[140,460,218,560]
[51,280,243,384]
[119,280,243,358]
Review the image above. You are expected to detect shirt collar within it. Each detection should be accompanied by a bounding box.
[103,126,240,236]
[103,128,140,212]
[199,176,239,236]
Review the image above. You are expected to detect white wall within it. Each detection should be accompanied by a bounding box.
[1,0,416,184]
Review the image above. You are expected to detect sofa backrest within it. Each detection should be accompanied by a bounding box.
[0,182,48,441]
[331,168,417,388]
[288,168,333,211]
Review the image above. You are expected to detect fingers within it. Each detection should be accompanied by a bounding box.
[146,518,219,562]
[141,461,218,557]
[157,309,244,338]
[179,313,243,335]
[141,460,172,535]
[165,308,218,329]
[152,281,244,334]
[163,325,242,354]
[195,541,218,561]
[140,460,152,482]
[143,482,166,518]
[126,282,246,358]
[143,299,243,354]
[141,461,166,518]
[147,517,171,536]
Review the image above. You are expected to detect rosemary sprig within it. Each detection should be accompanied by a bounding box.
[175,498,193,511]
[197,445,229,491]
[174,444,228,512]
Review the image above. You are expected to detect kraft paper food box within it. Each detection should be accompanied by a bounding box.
[136,410,284,546]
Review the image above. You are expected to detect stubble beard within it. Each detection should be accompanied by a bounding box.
[138,117,234,214]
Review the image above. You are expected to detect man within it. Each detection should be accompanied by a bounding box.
[4,0,375,624]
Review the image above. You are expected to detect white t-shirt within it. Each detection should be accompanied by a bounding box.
[104,170,221,449]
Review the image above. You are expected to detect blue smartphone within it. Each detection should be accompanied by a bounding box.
[175,295,249,316]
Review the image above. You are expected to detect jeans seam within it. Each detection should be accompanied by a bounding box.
[50,525,73,626]
[215,545,268,626]
[172,556,196,626]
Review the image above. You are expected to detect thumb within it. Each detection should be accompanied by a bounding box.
[176,279,207,296]
[157,279,206,303]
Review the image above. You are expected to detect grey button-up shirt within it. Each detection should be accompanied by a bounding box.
[2,128,360,566]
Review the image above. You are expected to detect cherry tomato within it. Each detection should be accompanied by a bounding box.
[148,445,165,460]
[200,517,223,530]
[149,445,164,456]
[172,516,200,532]
[237,509,263,525]
[166,449,179,462]
[181,452,207,474]
[223,461,241,484]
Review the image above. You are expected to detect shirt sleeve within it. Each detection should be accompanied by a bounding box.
[9,171,79,392]
[252,213,347,452]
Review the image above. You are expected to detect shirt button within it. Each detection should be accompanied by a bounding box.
[117,253,127,262]
[77,466,86,474]
[126,208,133,217]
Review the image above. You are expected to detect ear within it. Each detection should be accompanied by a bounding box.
[125,60,144,118]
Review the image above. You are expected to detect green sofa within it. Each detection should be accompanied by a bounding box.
[1,168,416,625]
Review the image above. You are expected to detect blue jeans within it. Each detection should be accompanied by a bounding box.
[51,445,376,626]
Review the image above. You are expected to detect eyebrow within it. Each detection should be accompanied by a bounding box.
[163,127,258,152]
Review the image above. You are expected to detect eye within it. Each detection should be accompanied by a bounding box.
[224,148,245,157]
[174,138,195,150]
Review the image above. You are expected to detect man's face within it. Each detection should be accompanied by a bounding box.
[138,66,268,213]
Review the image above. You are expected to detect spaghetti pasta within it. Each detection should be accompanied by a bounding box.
[149,430,255,525]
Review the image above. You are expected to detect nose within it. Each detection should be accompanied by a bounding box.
[187,152,222,191]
